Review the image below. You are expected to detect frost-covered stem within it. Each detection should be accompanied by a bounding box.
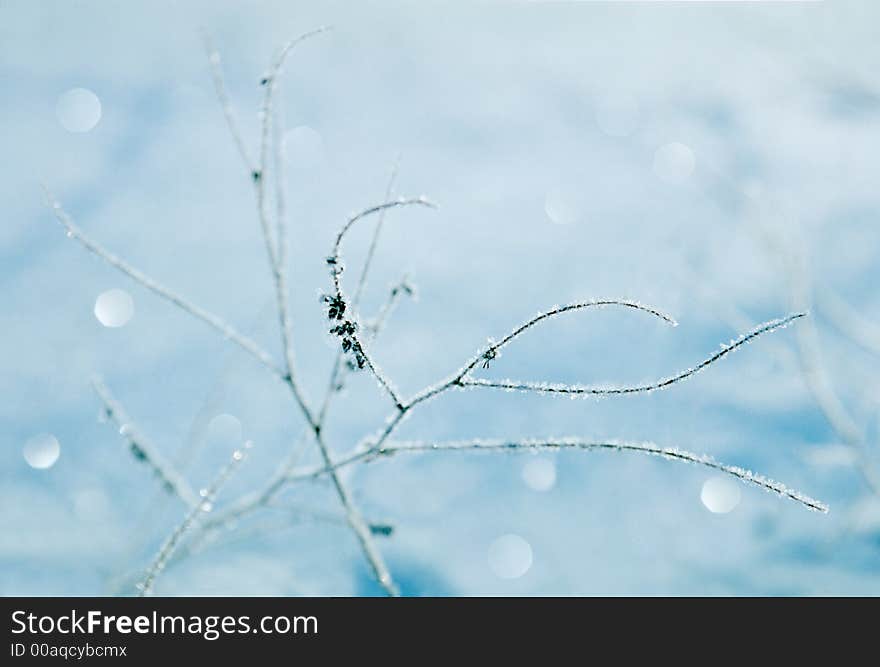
[265,183,313,423]
[347,308,805,467]
[252,26,332,263]
[366,277,414,338]
[215,28,393,595]
[45,191,285,377]
[323,443,398,595]
[165,506,393,576]
[92,376,198,508]
[196,480,393,545]
[326,197,436,409]
[357,340,405,409]
[352,157,401,307]
[329,198,436,295]
[460,312,807,396]
[273,91,289,275]
[176,430,393,569]
[318,162,402,425]
[402,299,679,412]
[47,193,390,593]
[202,32,255,174]
[252,31,334,427]
[463,299,676,374]
[138,443,252,596]
[332,300,679,463]
[198,429,308,533]
[286,438,828,513]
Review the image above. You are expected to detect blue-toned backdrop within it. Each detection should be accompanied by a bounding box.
[2,0,879,595]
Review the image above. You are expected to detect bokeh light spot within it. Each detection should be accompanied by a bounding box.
[94,289,134,328]
[23,434,61,470]
[488,534,533,579]
[56,88,102,133]
[701,476,741,514]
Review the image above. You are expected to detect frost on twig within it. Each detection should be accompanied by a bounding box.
[137,442,253,596]
[323,197,436,408]
[196,428,310,534]
[317,160,407,423]
[399,299,679,412]
[92,376,198,508]
[363,276,416,340]
[460,312,808,396]
[44,189,285,378]
[351,155,402,308]
[202,31,255,174]
[288,438,829,514]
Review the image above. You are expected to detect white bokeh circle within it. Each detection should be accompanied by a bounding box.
[23,433,61,469]
[56,88,102,133]
[94,289,134,328]
[488,534,533,579]
[701,476,742,514]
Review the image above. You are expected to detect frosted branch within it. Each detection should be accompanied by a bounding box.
[289,438,828,513]
[254,26,331,265]
[400,299,678,412]
[138,442,253,595]
[202,32,255,174]
[324,197,436,409]
[45,190,284,378]
[198,429,309,533]
[317,160,408,424]
[92,376,198,508]
[365,276,415,338]
[328,197,436,294]
[351,156,401,307]
[461,312,807,397]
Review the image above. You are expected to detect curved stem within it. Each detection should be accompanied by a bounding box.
[287,437,828,513]
[461,312,807,396]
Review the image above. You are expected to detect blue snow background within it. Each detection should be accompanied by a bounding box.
[2,0,880,595]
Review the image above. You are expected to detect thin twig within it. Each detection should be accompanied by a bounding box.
[272,86,289,276]
[401,299,680,412]
[364,276,415,338]
[352,156,401,307]
[247,29,333,429]
[329,197,437,295]
[92,376,198,508]
[325,197,437,409]
[286,437,828,513]
[202,31,255,174]
[318,161,403,425]
[253,26,332,265]
[460,312,807,396]
[341,309,806,469]
[198,429,310,533]
[138,442,253,595]
[45,190,284,378]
